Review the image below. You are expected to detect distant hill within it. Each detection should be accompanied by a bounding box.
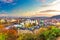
[51,15,60,19]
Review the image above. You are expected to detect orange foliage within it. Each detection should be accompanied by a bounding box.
[0,25,17,37]
[6,29,17,36]
[0,25,5,29]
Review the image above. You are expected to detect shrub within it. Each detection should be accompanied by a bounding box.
[38,26,60,40]
[0,33,6,40]
[17,33,35,40]
[6,29,17,40]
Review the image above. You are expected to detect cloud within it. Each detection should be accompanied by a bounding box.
[32,0,60,17]
[32,10,60,17]
[43,0,60,8]
[41,0,46,2]
[36,0,46,3]
[40,10,60,13]
[51,0,60,5]
[0,0,13,3]
[36,0,60,12]
[0,14,8,16]
[11,0,60,17]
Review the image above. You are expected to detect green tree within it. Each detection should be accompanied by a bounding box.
[0,33,6,40]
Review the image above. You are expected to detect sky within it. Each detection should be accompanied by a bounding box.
[0,0,60,17]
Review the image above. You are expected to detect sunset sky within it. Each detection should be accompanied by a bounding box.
[0,0,60,17]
